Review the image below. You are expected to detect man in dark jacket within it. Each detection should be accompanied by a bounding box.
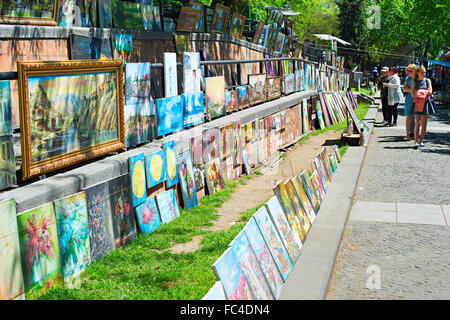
[377,66,390,124]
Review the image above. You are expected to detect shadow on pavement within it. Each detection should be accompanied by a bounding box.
[380,131,449,154]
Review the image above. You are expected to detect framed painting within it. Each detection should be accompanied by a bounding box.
[210,4,230,34]
[285,179,311,234]
[266,77,281,101]
[229,231,274,300]
[163,52,178,98]
[266,28,278,51]
[54,192,90,287]
[236,85,249,109]
[17,59,125,180]
[70,34,113,60]
[156,95,183,137]
[212,248,253,300]
[292,176,316,224]
[145,150,166,188]
[129,152,147,207]
[84,180,115,263]
[274,32,285,54]
[0,81,16,191]
[0,199,25,300]
[182,91,204,128]
[248,74,266,105]
[243,218,284,299]
[253,207,293,281]
[225,89,237,113]
[205,158,225,195]
[252,21,265,44]
[0,0,59,25]
[156,189,180,224]
[124,101,156,148]
[190,135,205,192]
[202,281,226,300]
[205,76,225,120]
[202,127,220,163]
[17,203,63,299]
[163,140,179,188]
[265,196,302,262]
[188,1,205,32]
[135,197,162,234]
[176,7,199,32]
[175,34,190,55]
[282,36,292,55]
[293,42,303,59]
[142,4,161,31]
[177,151,198,209]
[229,13,245,39]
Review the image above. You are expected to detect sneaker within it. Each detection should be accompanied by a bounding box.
[414,143,419,149]
[420,143,425,147]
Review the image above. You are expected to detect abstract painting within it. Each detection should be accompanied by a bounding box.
[243,219,284,299]
[85,180,115,263]
[142,4,161,31]
[0,199,24,300]
[163,52,178,98]
[129,152,147,207]
[253,207,293,281]
[285,180,311,234]
[205,76,225,119]
[266,77,281,101]
[230,231,274,300]
[145,150,166,188]
[114,33,133,63]
[212,248,253,300]
[248,74,266,105]
[176,7,199,32]
[188,1,205,32]
[205,158,225,195]
[135,197,162,234]
[292,176,316,224]
[265,196,302,262]
[156,96,183,137]
[108,174,137,248]
[0,0,59,25]
[191,135,205,192]
[203,127,220,163]
[177,151,198,209]
[210,4,230,34]
[17,203,63,300]
[202,281,226,300]
[220,123,233,160]
[225,89,237,113]
[124,101,156,148]
[156,189,180,224]
[54,192,91,287]
[164,140,179,188]
[70,34,113,60]
[182,91,204,127]
[299,170,320,213]
[236,85,249,109]
[229,13,245,39]
[0,80,16,190]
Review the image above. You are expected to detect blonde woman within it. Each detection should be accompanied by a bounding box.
[402,64,417,140]
[411,66,435,149]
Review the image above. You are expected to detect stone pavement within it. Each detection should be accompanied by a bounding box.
[326,96,450,299]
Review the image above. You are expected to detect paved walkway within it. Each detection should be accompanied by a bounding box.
[327,95,450,300]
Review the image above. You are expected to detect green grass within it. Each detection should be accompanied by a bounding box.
[351,87,375,96]
[253,170,263,176]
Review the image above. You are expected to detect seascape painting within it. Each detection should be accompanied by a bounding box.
[177,151,198,209]
[135,197,162,234]
[205,76,225,119]
[156,189,180,224]
[182,91,204,128]
[156,96,183,137]
[163,140,179,188]
[145,150,166,188]
[129,152,147,207]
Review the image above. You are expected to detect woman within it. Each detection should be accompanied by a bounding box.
[402,64,417,140]
[411,66,434,149]
[383,66,403,126]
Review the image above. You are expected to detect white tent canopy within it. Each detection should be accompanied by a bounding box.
[312,34,351,46]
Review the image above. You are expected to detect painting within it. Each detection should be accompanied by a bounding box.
[54,192,90,287]
[163,140,179,188]
[334,145,342,163]
[292,176,316,224]
[302,98,309,134]
[225,89,237,113]
[202,281,226,300]
[212,248,253,300]
[17,203,63,300]
[0,0,59,25]
[252,21,264,44]
[315,99,326,129]
[314,158,328,191]
[265,196,302,262]
[70,34,113,60]
[183,52,200,71]
[113,0,143,30]
[175,34,190,55]
[58,0,81,27]
[182,92,204,128]
[129,152,147,207]
[113,33,133,63]
[141,4,161,31]
[183,53,201,94]
[243,219,284,299]
[190,135,204,192]
[124,101,156,148]
[229,13,245,39]
[108,174,137,248]
[236,85,249,109]
[230,231,274,300]
[0,199,24,300]
[125,63,151,107]
[188,1,205,32]
[210,4,230,34]
[202,127,220,163]
[248,74,266,105]
[266,28,278,50]
[320,148,333,181]
[256,25,269,46]
[163,52,178,98]
[18,60,125,180]
[266,77,281,101]
[293,43,303,58]
[135,197,162,234]
[318,91,331,127]
[176,7,199,32]
[241,149,251,175]
[206,76,226,120]
[220,123,233,160]
[205,158,225,195]
[178,151,198,209]
[299,170,320,213]
[145,150,166,189]
[274,32,285,54]
[0,81,16,191]
[156,96,183,137]
[253,207,293,282]
[283,73,295,95]
[330,153,338,172]
[310,170,326,201]
[156,189,180,224]
[282,36,291,55]
[285,179,311,234]
[98,0,113,28]
[232,121,242,165]
[294,70,301,92]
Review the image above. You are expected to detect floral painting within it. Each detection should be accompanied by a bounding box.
[156,189,180,224]
[145,150,166,188]
[163,140,179,188]
[135,197,162,234]
[205,158,225,195]
[54,192,91,287]
[177,151,198,209]
[129,152,147,207]
[17,203,63,300]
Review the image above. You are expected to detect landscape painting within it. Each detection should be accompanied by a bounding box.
[135,197,162,234]
[229,13,245,39]
[205,158,225,195]
[124,101,156,148]
[283,73,295,94]
[210,4,230,34]
[156,96,183,137]
[230,231,274,300]
[129,152,147,207]
[54,192,91,287]
[17,203,63,300]
[0,199,24,300]
[85,181,116,262]
[0,81,16,190]
[236,85,249,109]
[182,92,204,128]
[220,123,233,160]
[206,76,225,119]
[108,174,137,248]
[164,140,179,188]
[212,248,253,300]
[175,34,190,54]
[125,63,151,107]
[248,74,266,105]
[156,189,180,224]
[178,151,198,209]
[145,150,166,188]
[113,0,144,30]
[0,0,59,25]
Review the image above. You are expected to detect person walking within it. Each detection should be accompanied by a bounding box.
[411,66,435,149]
[402,64,417,140]
[377,66,390,124]
[383,66,403,126]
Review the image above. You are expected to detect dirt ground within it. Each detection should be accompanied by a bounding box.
[169,130,342,254]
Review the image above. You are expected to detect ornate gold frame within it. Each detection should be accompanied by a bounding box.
[211,4,231,34]
[176,7,200,32]
[17,59,125,180]
[229,13,245,39]
[188,1,205,32]
[0,0,59,26]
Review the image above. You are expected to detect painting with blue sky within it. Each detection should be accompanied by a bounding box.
[182,91,204,128]
[156,96,183,137]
